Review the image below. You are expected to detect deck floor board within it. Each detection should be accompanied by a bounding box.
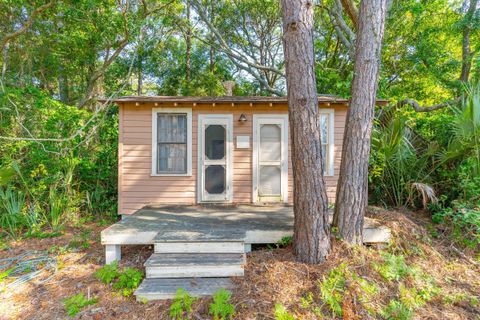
[101,205,390,245]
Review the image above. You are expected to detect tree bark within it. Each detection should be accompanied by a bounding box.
[460,0,478,83]
[333,0,387,244]
[281,0,331,264]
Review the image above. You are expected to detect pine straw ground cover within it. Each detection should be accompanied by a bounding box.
[0,207,478,319]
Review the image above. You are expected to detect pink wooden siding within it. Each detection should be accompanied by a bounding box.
[118,103,347,214]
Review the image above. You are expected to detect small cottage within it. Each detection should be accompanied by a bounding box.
[100,96,391,300]
[113,96,348,215]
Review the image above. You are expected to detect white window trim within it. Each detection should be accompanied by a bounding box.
[320,108,335,177]
[197,114,234,203]
[252,114,289,203]
[151,107,192,176]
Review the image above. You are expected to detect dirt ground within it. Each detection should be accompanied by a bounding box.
[0,208,479,320]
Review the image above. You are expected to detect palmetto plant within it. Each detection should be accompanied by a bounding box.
[370,112,435,208]
[0,186,25,238]
[439,84,480,175]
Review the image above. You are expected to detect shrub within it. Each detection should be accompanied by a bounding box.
[169,288,197,320]
[63,293,98,317]
[209,288,235,320]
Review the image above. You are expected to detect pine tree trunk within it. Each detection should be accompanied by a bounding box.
[281,0,331,264]
[333,0,387,244]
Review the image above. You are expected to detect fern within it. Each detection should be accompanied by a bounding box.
[318,263,347,317]
[112,267,143,297]
[169,288,197,320]
[380,300,413,320]
[274,304,295,320]
[209,288,235,320]
[63,293,98,317]
[373,253,411,281]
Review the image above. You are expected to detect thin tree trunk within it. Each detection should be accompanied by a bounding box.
[333,0,387,244]
[137,62,143,95]
[209,0,215,72]
[281,0,331,264]
[460,0,478,83]
[186,0,192,82]
[58,65,70,103]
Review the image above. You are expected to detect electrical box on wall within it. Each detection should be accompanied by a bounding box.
[236,135,250,149]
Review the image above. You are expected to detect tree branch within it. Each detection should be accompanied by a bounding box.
[190,0,284,76]
[0,1,55,51]
[340,0,359,28]
[397,97,461,112]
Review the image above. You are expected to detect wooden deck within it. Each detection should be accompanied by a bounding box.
[101,205,391,300]
[101,204,390,249]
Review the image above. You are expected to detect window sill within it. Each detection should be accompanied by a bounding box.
[150,173,192,177]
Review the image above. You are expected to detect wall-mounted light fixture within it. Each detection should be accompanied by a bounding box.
[238,114,247,122]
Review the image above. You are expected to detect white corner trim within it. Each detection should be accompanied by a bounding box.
[319,108,335,176]
[252,114,289,204]
[151,107,193,176]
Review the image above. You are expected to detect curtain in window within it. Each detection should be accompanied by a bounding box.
[157,114,187,173]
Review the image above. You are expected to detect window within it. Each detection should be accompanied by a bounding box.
[152,108,192,176]
[319,110,335,176]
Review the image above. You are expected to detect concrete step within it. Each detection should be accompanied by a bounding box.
[134,277,234,301]
[145,253,245,278]
[154,241,245,254]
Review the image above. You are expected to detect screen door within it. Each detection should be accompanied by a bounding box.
[198,115,233,202]
[253,115,288,203]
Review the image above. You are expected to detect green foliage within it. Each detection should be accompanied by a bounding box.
[169,288,197,320]
[0,186,25,238]
[430,200,480,248]
[95,262,143,296]
[209,288,235,320]
[318,263,347,317]
[63,293,98,317]
[274,303,296,320]
[380,300,413,320]
[277,236,293,247]
[112,267,143,297]
[95,261,119,284]
[373,253,412,282]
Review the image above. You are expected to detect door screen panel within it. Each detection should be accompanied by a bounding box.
[259,165,281,196]
[205,125,225,160]
[205,165,225,194]
[260,124,281,161]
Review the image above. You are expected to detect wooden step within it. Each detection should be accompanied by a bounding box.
[154,241,245,254]
[145,253,245,278]
[134,277,234,301]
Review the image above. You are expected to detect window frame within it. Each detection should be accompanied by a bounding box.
[319,108,335,177]
[151,107,192,176]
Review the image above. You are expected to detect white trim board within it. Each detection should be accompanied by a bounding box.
[197,114,234,203]
[151,107,193,177]
[252,114,289,203]
[319,108,335,176]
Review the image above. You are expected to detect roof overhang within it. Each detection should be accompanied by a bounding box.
[98,95,388,106]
